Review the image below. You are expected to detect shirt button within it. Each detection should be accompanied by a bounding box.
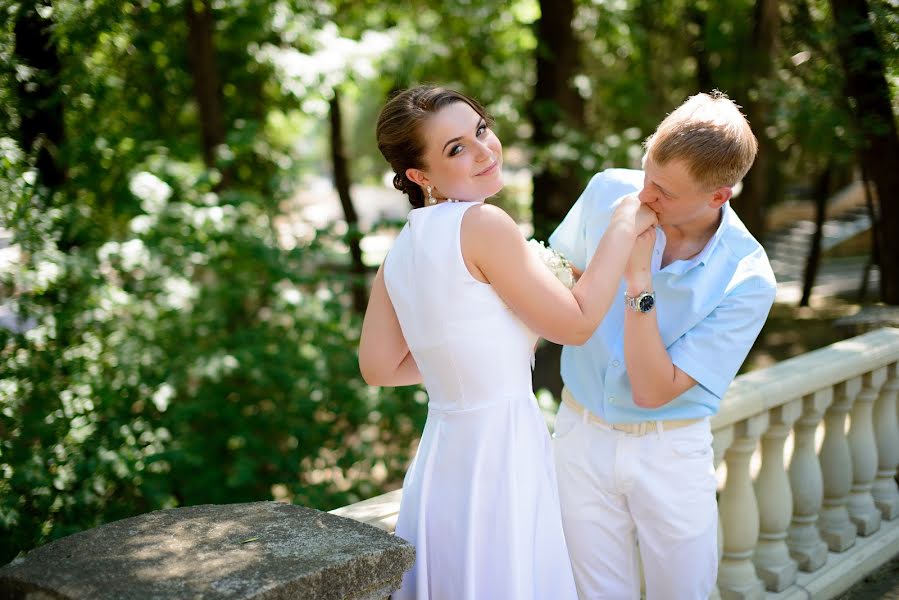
[609,396,615,403]
[612,360,620,367]
[655,249,660,255]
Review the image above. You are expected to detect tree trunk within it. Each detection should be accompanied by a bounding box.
[858,164,879,302]
[800,163,833,306]
[634,0,669,117]
[185,0,226,174]
[733,0,780,239]
[529,0,586,241]
[686,4,714,92]
[829,0,899,304]
[13,1,65,189]
[329,89,367,315]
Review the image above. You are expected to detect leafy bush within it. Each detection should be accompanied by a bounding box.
[0,144,425,563]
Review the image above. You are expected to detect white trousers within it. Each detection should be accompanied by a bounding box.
[552,401,719,600]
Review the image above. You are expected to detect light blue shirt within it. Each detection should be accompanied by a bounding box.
[549,169,777,422]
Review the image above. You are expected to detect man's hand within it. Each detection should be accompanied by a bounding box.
[625,225,656,292]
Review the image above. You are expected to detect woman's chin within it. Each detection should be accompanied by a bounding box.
[454,179,504,202]
[484,176,504,198]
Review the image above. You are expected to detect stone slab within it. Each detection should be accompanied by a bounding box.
[0,502,414,600]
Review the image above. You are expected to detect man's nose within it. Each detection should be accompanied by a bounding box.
[637,188,653,204]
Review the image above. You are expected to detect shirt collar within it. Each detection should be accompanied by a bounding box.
[655,203,731,275]
[692,202,731,267]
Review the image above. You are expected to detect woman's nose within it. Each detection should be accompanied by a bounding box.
[475,140,492,161]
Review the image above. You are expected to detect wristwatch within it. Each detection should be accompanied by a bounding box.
[624,290,656,313]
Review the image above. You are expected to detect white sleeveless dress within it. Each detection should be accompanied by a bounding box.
[385,201,578,600]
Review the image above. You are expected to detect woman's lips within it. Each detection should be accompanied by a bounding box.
[475,160,499,176]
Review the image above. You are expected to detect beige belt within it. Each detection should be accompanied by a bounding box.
[561,387,701,436]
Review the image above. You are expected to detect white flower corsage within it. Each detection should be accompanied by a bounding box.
[527,239,575,289]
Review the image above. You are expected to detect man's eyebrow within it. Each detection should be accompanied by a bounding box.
[655,181,676,197]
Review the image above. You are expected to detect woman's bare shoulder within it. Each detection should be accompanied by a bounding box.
[462,202,519,237]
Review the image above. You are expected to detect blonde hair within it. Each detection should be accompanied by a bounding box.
[643,91,758,189]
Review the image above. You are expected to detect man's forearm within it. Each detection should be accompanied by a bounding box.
[623,309,678,408]
[623,279,695,408]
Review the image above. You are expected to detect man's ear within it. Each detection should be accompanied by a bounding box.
[709,186,733,208]
[406,168,429,188]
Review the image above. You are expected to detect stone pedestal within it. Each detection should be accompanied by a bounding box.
[753,401,801,591]
[0,502,414,600]
[847,370,885,536]
[820,379,860,552]
[718,415,768,600]
[787,389,831,572]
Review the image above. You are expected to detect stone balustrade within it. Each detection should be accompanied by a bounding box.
[333,327,899,599]
[5,329,893,598]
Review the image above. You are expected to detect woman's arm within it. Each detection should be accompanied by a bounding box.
[464,197,655,346]
[358,263,423,387]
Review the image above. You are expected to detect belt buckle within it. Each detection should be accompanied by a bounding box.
[622,422,650,436]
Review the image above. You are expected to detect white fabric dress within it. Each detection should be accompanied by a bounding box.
[385,201,578,600]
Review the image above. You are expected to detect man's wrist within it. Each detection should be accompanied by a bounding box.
[626,275,653,295]
[624,289,656,313]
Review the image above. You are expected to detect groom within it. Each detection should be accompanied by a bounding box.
[549,91,776,599]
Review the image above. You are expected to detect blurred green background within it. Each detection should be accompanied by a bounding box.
[1,0,897,563]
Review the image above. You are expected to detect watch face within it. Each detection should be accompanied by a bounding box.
[638,294,655,312]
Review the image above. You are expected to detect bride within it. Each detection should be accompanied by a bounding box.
[358,85,656,600]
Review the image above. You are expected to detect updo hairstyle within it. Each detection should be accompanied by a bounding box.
[376,85,492,208]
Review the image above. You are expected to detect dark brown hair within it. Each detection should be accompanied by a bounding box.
[376,85,492,208]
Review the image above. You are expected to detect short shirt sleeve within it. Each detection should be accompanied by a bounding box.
[669,276,776,398]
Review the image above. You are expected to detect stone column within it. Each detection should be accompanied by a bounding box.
[847,369,885,535]
[872,362,899,520]
[819,379,860,552]
[787,389,831,572]
[753,400,801,591]
[718,413,768,600]
[710,425,736,600]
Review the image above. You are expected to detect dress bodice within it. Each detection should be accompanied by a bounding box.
[384,202,538,410]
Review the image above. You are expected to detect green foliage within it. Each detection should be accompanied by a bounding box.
[0,0,425,563]
[1,142,424,562]
[1,0,897,565]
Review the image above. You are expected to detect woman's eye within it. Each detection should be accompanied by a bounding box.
[449,145,463,156]
[476,125,487,136]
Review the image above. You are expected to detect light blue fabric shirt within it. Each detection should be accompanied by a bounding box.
[549,169,777,422]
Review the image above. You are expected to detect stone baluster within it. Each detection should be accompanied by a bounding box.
[847,369,885,535]
[787,389,832,572]
[753,400,801,591]
[872,362,899,520]
[710,425,736,600]
[718,413,768,600]
[819,379,860,552]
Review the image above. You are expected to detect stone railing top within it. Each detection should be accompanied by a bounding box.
[0,501,414,600]
[330,489,402,533]
[712,326,899,429]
